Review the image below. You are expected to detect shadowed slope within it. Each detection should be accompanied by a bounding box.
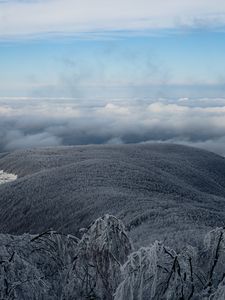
[0,143,225,248]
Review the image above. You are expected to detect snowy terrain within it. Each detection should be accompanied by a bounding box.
[1,214,225,300]
[1,143,225,250]
[1,144,225,299]
[0,170,17,185]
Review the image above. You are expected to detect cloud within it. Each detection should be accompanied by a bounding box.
[1,97,225,155]
[4,130,61,151]
[1,0,225,39]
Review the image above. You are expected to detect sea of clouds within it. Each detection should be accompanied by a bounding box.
[1,97,225,155]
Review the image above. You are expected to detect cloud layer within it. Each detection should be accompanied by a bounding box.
[1,97,225,155]
[1,0,225,38]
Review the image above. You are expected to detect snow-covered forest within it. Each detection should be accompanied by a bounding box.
[2,144,225,251]
[1,214,225,300]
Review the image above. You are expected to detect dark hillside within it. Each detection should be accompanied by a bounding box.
[1,143,225,248]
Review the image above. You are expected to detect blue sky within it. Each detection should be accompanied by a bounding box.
[1,30,225,97]
[1,1,225,153]
[1,0,225,97]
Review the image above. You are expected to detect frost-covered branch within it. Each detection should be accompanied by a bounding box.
[1,216,225,299]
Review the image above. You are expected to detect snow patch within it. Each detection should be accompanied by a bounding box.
[0,170,17,184]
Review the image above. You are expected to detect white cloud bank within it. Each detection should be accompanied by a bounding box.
[1,0,225,38]
[1,97,225,155]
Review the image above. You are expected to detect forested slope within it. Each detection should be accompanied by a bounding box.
[0,143,225,248]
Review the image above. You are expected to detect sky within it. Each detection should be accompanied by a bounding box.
[1,0,225,154]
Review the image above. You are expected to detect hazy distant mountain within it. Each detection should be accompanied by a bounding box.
[0,143,225,249]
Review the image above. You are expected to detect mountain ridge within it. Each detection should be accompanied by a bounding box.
[0,143,225,249]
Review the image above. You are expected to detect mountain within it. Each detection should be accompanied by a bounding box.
[0,143,225,249]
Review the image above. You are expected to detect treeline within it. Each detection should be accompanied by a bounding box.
[1,215,225,299]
